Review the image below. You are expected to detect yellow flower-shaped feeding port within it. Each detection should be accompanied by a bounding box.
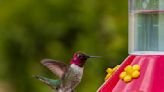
[119,64,140,83]
[105,65,120,81]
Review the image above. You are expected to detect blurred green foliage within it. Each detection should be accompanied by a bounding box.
[0,0,128,92]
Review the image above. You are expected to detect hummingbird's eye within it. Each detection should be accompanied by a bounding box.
[77,54,84,59]
[77,54,82,58]
[77,53,88,60]
[77,54,80,57]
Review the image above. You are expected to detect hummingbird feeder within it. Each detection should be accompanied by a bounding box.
[98,0,164,92]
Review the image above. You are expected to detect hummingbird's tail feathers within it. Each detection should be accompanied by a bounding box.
[33,75,49,84]
[33,75,61,89]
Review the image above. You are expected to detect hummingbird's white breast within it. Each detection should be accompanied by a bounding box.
[71,64,83,74]
[60,64,84,92]
[70,64,84,82]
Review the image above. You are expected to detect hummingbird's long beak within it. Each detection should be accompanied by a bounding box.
[88,56,101,58]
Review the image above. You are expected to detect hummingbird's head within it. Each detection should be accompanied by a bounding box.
[70,51,100,67]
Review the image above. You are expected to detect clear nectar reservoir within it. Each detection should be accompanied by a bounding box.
[98,0,164,92]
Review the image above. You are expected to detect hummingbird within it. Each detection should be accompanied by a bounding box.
[34,51,100,92]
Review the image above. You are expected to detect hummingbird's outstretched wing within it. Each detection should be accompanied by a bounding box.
[41,59,69,78]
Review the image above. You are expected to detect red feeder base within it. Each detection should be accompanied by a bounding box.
[98,55,164,92]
